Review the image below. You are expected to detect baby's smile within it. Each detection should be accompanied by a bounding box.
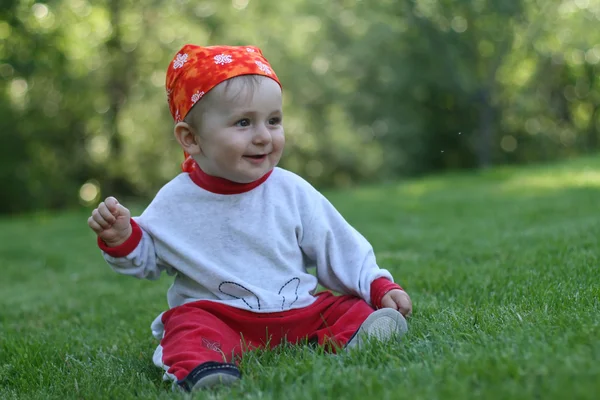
[243,154,269,164]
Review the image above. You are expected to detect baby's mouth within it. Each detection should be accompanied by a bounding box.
[243,154,269,163]
[244,153,268,160]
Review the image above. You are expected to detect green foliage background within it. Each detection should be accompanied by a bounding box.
[2,0,600,213]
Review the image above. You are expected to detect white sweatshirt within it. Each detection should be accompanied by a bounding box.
[101,167,395,313]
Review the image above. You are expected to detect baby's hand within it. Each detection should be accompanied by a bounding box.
[88,196,132,247]
[381,289,413,317]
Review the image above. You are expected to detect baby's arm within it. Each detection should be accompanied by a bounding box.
[88,197,165,280]
[299,191,407,309]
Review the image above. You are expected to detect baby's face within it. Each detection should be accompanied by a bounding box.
[193,76,284,183]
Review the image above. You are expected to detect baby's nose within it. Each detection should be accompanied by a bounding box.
[252,125,272,143]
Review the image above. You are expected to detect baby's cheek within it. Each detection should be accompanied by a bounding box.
[222,146,244,160]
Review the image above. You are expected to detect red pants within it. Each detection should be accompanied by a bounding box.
[157,291,375,380]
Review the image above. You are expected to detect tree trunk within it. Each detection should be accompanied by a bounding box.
[477,89,494,168]
[104,0,137,194]
[106,0,125,160]
[585,63,598,152]
[586,107,598,152]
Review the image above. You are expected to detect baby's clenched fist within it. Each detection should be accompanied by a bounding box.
[88,196,132,247]
[380,289,413,317]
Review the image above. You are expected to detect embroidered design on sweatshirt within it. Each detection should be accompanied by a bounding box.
[219,281,261,310]
[218,277,303,311]
[278,277,300,310]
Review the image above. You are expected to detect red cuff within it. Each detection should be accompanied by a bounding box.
[97,219,143,258]
[370,277,403,309]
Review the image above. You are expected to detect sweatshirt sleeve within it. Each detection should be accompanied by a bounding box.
[98,218,169,280]
[298,190,397,306]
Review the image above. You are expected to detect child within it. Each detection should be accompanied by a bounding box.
[88,44,412,392]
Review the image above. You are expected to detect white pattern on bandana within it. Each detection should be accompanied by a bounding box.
[255,61,272,75]
[191,91,205,104]
[173,53,188,69]
[214,54,233,65]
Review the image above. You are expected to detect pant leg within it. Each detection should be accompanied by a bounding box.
[310,294,376,351]
[232,291,373,351]
[199,292,369,350]
[157,303,246,381]
[155,293,376,382]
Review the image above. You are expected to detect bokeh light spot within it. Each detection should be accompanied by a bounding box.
[79,181,101,206]
[70,0,92,17]
[570,49,585,65]
[87,135,109,162]
[32,3,49,19]
[304,16,322,33]
[478,40,495,57]
[0,64,15,78]
[232,0,249,10]
[10,79,28,95]
[372,120,389,137]
[525,118,541,135]
[151,70,164,87]
[501,135,518,152]
[340,10,356,27]
[585,48,600,64]
[560,129,576,146]
[195,3,216,17]
[0,21,11,40]
[451,16,467,33]
[306,160,323,178]
[94,97,110,114]
[311,57,330,75]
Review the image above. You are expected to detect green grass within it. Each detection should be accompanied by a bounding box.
[1,156,599,399]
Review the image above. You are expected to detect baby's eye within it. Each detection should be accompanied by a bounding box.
[268,117,282,125]
[235,118,251,127]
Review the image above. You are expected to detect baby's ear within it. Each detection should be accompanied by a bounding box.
[174,122,201,155]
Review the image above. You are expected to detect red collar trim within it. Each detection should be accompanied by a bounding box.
[189,165,273,194]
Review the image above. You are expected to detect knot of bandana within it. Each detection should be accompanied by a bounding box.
[165,44,282,173]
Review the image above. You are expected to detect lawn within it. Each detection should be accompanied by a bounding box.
[1,156,599,399]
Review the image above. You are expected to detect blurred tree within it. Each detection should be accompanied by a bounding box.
[1,0,96,212]
[1,0,599,214]
[320,0,530,173]
[104,0,135,194]
[499,0,600,161]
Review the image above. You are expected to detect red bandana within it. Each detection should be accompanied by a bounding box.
[165,44,281,174]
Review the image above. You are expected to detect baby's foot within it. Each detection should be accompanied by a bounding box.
[178,361,241,391]
[345,308,408,350]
